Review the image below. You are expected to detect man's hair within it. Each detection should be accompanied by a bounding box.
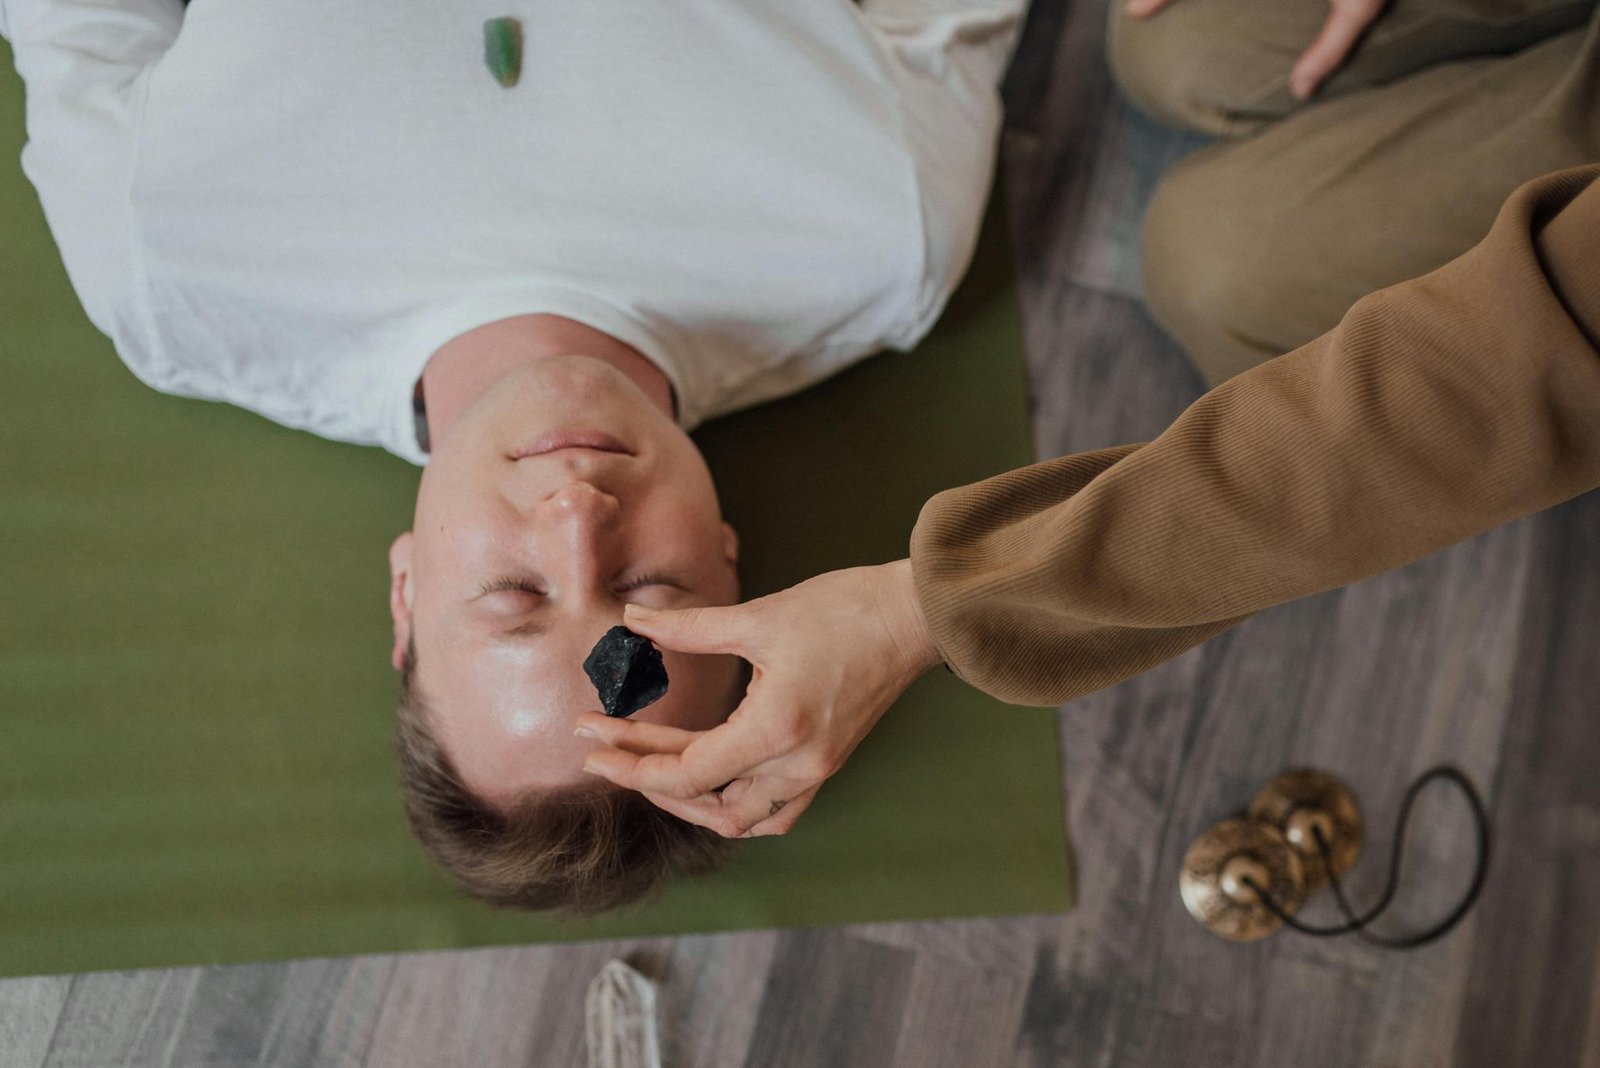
[394,637,731,915]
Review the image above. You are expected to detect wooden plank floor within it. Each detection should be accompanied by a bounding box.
[6,1,1598,1064]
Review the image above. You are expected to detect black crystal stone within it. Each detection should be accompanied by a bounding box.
[582,625,670,718]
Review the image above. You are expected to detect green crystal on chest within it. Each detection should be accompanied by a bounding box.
[483,17,523,88]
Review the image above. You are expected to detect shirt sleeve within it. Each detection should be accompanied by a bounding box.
[855,0,1029,342]
[1,0,184,337]
[909,164,1600,707]
[856,0,1029,99]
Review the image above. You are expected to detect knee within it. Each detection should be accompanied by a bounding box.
[1139,158,1284,386]
[1108,2,1279,137]
[1108,2,1214,132]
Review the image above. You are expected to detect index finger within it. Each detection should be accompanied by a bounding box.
[582,712,782,799]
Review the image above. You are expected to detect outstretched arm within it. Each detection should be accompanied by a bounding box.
[2,0,184,336]
[913,164,1600,706]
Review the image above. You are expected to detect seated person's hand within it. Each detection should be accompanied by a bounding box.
[574,560,943,838]
[1127,0,1388,99]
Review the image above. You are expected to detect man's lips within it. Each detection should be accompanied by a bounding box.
[509,430,634,459]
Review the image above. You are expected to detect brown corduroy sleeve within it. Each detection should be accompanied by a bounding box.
[910,165,1600,707]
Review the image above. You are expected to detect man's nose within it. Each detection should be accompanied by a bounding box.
[536,480,622,533]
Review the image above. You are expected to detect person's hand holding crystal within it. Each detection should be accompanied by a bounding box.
[575,561,942,838]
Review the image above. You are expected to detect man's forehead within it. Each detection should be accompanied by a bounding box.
[423,654,721,799]
[433,628,592,712]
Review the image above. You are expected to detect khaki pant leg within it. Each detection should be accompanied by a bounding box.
[1111,0,1597,136]
[1139,10,1600,385]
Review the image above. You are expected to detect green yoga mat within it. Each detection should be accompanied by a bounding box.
[0,50,1072,979]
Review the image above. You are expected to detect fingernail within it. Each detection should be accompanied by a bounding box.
[624,604,657,620]
[574,726,596,739]
[582,759,603,775]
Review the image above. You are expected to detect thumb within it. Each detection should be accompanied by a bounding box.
[623,602,755,657]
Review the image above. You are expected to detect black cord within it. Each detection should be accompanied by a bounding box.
[1243,765,1491,949]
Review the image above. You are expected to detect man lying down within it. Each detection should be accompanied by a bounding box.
[2,0,1026,909]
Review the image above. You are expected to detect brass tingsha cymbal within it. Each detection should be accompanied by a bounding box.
[1248,768,1363,893]
[1179,818,1307,941]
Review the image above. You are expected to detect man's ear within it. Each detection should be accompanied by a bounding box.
[721,522,740,568]
[388,532,416,672]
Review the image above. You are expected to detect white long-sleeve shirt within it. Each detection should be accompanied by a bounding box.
[2,0,1024,464]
